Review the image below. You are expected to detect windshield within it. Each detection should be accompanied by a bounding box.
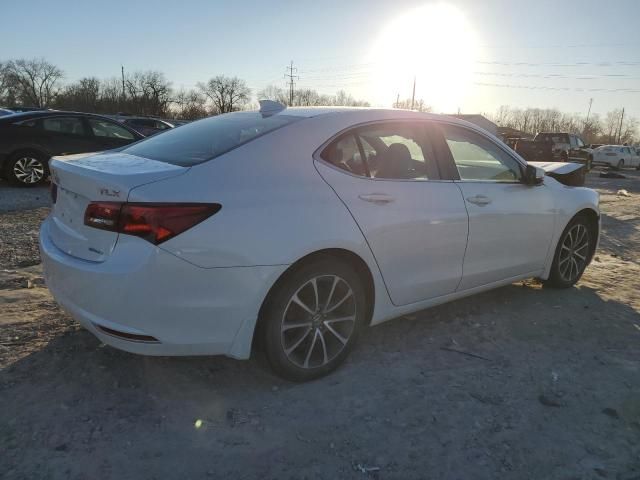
[123,112,302,166]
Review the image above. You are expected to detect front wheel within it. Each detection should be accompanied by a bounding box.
[260,257,367,381]
[543,215,595,288]
[5,151,48,186]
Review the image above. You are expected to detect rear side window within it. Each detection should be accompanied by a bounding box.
[321,122,437,180]
[123,112,301,166]
[42,117,85,135]
[321,135,369,176]
[88,119,135,140]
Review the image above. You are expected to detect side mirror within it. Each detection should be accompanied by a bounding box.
[523,164,544,185]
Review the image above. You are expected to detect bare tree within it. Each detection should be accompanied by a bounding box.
[198,75,250,114]
[393,97,431,112]
[257,85,288,104]
[4,58,63,107]
[171,88,208,120]
[124,71,172,116]
[604,110,622,144]
[55,77,101,112]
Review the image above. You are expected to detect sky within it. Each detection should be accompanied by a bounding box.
[3,0,640,119]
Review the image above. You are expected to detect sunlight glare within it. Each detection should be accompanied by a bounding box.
[369,3,479,112]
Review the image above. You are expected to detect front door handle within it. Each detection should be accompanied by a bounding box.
[358,193,395,205]
[466,195,492,206]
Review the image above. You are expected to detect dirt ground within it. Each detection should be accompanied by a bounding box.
[1,171,639,480]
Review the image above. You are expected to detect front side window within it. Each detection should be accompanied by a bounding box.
[42,117,85,136]
[88,119,135,140]
[441,124,521,182]
[124,112,301,166]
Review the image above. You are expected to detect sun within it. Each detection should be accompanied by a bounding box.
[368,3,479,112]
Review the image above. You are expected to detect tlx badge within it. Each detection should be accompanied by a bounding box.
[100,188,120,198]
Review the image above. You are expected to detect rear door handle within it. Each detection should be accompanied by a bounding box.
[466,195,492,206]
[358,193,395,205]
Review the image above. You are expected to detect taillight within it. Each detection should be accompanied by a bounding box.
[50,183,58,204]
[84,202,221,245]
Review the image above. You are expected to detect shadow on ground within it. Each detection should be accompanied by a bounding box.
[2,281,639,479]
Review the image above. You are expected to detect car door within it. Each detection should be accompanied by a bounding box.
[40,116,98,156]
[434,122,556,291]
[315,121,469,306]
[86,117,139,150]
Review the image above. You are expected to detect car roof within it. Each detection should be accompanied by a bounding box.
[0,110,139,123]
[277,106,445,120]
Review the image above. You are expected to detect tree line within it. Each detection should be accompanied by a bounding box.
[491,105,638,145]
[0,57,637,143]
[0,58,370,120]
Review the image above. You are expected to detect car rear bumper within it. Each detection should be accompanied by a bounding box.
[39,217,287,359]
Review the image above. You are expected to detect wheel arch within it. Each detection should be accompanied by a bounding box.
[250,248,376,355]
[542,206,600,279]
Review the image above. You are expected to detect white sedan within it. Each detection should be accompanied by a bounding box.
[40,103,600,381]
[592,145,640,170]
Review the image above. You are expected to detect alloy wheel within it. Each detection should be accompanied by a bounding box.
[13,157,45,184]
[280,275,357,369]
[558,224,590,283]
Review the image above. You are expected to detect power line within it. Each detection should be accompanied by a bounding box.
[474,81,640,93]
[477,60,640,67]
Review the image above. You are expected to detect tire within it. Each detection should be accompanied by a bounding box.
[616,159,624,171]
[5,151,48,186]
[543,215,595,289]
[260,256,368,381]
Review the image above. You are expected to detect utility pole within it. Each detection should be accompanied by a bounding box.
[585,98,593,125]
[583,98,593,136]
[411,76,416,110]
[284,61,298,106]
[617,107,625,144]
[395,93,399,108]
[121,65,126,100]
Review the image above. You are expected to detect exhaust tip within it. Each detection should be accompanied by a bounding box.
[95,324,160,343]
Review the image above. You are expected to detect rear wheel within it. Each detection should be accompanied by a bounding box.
[544,215,595,288]
[261,257,367,381]
[5,151,48,186]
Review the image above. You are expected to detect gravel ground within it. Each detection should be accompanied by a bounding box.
[1,169,639,479]
[0,179,51,213]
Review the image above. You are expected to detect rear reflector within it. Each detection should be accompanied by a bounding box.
[84,202,221,245]
[95,324,159,343]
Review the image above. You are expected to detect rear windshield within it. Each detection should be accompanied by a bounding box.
[123,112,301,166]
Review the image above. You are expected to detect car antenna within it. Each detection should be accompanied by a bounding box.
[259,100,286,117]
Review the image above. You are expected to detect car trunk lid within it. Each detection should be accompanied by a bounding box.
[48,151,186,262]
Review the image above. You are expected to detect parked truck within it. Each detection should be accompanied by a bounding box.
[507,132,593,170]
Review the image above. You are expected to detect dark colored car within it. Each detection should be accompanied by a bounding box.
[533,132,593,169]
[116,116,175,137]
[0,111,144,186]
